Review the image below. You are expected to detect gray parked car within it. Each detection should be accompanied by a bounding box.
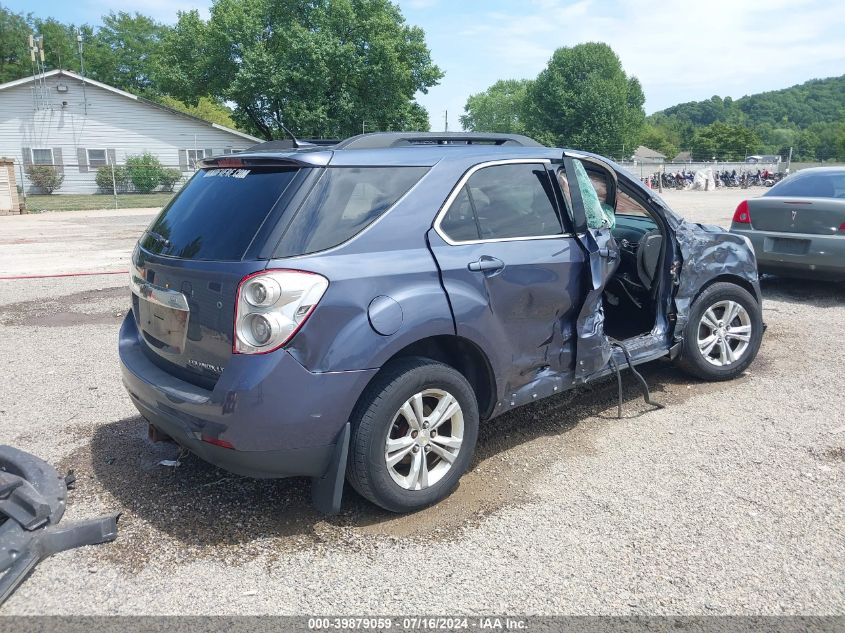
[730,166,845,280]
[120,132,764,514]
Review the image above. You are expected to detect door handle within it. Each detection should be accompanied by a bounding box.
[467,256,505,273]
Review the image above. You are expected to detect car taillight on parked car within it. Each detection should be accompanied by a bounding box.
[234,270,329,354]
[732,200,751,224]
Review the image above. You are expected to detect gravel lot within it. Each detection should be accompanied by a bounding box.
[0,187,843,615]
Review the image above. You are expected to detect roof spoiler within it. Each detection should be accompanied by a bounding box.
[334,132,545,149]
[198,152,331,168]
[244,138,318,151]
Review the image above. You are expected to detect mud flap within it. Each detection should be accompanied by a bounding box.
[311,422,350,515]
[0,445,119,605]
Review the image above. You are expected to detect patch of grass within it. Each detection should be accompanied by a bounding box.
[24,193,175,212]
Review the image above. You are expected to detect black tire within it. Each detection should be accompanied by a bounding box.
[677,282,763,381]
[346,357,479,513]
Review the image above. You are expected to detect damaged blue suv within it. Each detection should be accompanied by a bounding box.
[119,132,763,514]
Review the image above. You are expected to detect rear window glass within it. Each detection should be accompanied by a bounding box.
[766,172,844,198]
[140,167,300,260]
[275,167,428,256]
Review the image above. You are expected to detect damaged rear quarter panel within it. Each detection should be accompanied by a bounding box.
[672,219,762,334]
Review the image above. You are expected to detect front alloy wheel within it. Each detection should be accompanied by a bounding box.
[696,299,753,366]
[677,282,763,381]
[385,389,464,491]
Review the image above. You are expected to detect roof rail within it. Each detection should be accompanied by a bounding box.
[334,132,544,150]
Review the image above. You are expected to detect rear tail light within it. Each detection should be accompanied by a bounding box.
[840,221,845,231]
[234,269,329,354]
[732,200,751,224]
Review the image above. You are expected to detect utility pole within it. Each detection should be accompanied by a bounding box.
[786,146,793,173]
[444,110,448,133]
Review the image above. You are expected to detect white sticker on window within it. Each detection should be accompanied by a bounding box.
[204,168,250,179]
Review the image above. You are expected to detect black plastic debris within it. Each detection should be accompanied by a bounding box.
[0,445,118,605]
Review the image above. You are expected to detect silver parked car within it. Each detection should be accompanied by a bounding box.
[730,166,845,280]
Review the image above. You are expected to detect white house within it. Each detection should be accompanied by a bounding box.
[0,69,262,194]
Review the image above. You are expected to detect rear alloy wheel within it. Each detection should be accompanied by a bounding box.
[347,358,479,513]
[384,389,464,491]
[678,282,763,381]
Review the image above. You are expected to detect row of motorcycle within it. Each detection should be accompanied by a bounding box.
[647,170,784,190]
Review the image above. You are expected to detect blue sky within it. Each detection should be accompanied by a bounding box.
[9,0,845,130]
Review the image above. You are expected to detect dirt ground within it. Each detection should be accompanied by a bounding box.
[0,208,156,277]
[0,187,842,615]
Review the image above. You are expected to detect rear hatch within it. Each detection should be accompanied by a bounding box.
[131,160,311,387]
[747,197,845,235]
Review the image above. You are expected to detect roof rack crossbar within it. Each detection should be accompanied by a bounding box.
[334,132,544,150]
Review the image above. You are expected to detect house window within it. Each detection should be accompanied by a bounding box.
[31,148,54,165]
[187,149,209,167]
[222,148,234,155]
[87,149,108,168]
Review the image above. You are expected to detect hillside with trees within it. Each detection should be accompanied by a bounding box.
[647,76,845,161]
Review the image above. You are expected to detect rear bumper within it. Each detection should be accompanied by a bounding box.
[119,314,378,478]
[731,228,845,280]
[128,396,334,478]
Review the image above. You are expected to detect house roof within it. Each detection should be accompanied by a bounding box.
[633,145,666,160]
[0,69,262,143]
[673,151,692,162]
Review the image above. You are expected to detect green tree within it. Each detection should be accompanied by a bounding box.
[808,122,845,161]
[460,79,532,134]
[85,12,167,95]
[32,18,75,72]
[157,95,239,129]
[0,6,32,82]
[837,124,845,161]
[689,122,761,160]
[638,123,678,160]
[523,42,645,155]
[156,0,443,139]
[793,128,820,161]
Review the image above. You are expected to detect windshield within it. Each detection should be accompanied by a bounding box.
[140,166,301,260]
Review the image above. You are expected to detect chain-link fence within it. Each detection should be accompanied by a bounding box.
[11,158,198,212]
[617,160,782,179]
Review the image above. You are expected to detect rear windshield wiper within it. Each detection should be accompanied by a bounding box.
[146,231,171,248]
